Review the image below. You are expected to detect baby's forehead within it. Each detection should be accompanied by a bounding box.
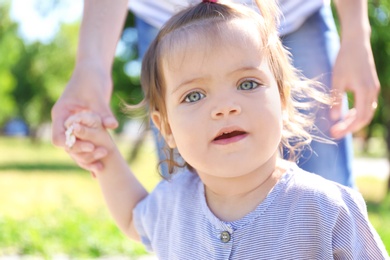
[161,18,266,63]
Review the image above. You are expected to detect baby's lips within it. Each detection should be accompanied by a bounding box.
[213,126,246,141]
[214,130,247,141]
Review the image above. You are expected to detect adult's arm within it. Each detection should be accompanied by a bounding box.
[51,0,129,147]
[330,0,380,139]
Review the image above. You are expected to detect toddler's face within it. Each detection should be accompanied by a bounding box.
[152,19,284,178]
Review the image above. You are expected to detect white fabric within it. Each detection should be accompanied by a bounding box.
[129,0,329,35]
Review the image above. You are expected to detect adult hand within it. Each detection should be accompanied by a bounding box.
[51,62,118,148]
[329,39,380,139]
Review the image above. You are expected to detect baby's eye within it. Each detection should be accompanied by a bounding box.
[184,91,205,103]
[238,80,260,90]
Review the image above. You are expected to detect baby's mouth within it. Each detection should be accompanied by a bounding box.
[214,131,247,141]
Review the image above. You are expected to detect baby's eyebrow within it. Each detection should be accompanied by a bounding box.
[227,66,266,77]
[172,77,206,94]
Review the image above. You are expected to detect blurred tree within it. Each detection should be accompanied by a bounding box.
[0,1,23,126]
[10,23,78,135]
[0,0,79,135]
[367,0,390,192]
[0,1,142,139]
[111,11,143,133]
[368,0,390,139]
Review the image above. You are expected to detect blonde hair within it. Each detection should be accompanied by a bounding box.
[132,0,331,176]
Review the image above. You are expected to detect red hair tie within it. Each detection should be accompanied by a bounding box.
[202,0,218,3]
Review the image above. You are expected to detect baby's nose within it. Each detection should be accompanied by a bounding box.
[211,101,242,119]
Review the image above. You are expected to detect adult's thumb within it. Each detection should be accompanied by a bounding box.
[102,112,119,129]
[51,114,67,147]
[330,102,342,121]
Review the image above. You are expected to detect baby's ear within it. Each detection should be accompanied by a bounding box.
[151,111,176,148]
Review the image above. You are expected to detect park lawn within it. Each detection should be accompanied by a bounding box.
[0,136,160,258]
[0,136,389,257]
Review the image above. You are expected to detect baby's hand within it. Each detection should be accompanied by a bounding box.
[64,111,115,173]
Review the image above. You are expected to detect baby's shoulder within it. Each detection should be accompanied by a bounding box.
[286,165,366,211]
[137,169,200,210]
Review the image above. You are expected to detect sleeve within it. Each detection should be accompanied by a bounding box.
[331,189,389,259]
[133,196,154,252]
[132,178,176,253]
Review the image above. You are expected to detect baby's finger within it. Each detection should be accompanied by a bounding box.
[78,161,104,174]
[71,122,104,144]
[65,140,95,153]
[72,123,113,151]
[68,147,108,166]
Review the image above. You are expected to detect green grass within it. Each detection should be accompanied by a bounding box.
[367,194,390,253]
[0,136,389,257]
[0,136,160,259]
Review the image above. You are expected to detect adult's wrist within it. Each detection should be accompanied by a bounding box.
[71,60,113,94]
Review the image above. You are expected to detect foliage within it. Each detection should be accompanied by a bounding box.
[368,0,390,140]
[111,13,144,133]
[0,1,23,125]
[366,193,390,253]
[367,0,390,191]
[11,24,78,130]
[0,2,142,136]
[0,1,78,131]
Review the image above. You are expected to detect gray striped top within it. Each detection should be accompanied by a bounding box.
[133,163,389,259]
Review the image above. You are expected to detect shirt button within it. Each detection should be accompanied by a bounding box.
[220,231,231,243]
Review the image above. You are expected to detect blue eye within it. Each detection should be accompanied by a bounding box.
[184,91,205,103]
[238,81,259,90]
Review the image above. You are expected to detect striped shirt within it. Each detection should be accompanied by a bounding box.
[133,163,389,259]
[129,0,328,35]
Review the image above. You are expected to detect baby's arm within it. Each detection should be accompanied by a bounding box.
[64,112,148,241]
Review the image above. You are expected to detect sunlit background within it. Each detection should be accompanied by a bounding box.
[10,0,82,44]
[1,0,390,258]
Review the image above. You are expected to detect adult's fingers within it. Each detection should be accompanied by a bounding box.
[330,75,378,139]
[330,89,343,122]
[330,98,377,139]
[102,113,119,129]
[65,112,101,129]
[330,108,357,139]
